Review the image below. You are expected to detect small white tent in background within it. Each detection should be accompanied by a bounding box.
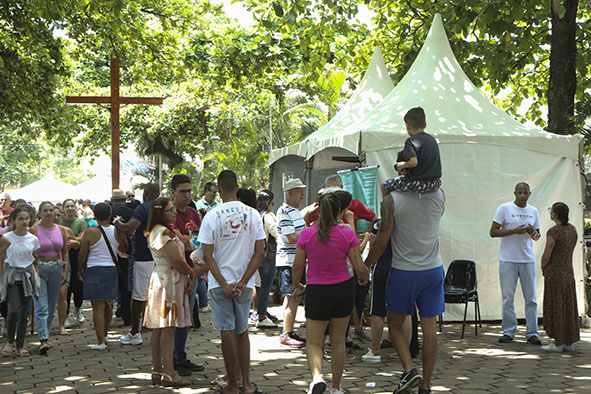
[73,174,133,203]
[269,46,395,203]
[10,175,77,206]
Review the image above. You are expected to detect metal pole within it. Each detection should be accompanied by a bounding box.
[158,154,163,193]
[269,95,273,151]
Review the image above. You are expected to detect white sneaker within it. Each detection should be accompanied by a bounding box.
[64,318,74,329]
[329,388,344,394]
[361,349,381,363]
[73,309,85,324]
[541,342,563,352]
[256,317,278,329]
[307,377,326,394]
[199,306,211,313]
[119,330,143,345]
[91,343,107,350]
[563,344,575,352]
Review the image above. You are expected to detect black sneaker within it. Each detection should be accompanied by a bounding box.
[179,360,205,371]
[418,387,432,394]
[394,368,422,393]
[527,336,542,345]
[174,365,192,376]
[498,334,514,343]
[380,339,393,349]
[289,331,306,344]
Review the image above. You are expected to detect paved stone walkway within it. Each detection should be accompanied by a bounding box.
[1,303,590,393]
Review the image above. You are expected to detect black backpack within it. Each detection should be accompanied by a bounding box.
[263,214,277,261]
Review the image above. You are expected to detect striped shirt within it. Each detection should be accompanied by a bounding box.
[276,202,305,267]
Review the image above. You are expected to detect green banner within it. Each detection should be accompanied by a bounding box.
[338,166,378,233]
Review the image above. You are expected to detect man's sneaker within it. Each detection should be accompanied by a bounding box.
[329,388,344,394]
[280,332,305,348]
[380,339,393,349]
[527,336,542,345]
[498,334,514,343]
[199,306,211,313]
[119,330,143,345]
[541,342,563,352]
[73,309,85,324]
[256,317,278,329]
[178,360,204,372]
[174,365,192,377]
[352,328,372,342]
[266,313,280,324]
[361,349,381,363]
[307,377,326,394]
[394,368,422,394]
[418,387,432,394]
[563,344,575,352]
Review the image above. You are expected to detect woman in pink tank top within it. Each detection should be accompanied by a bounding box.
[28,201,69,355]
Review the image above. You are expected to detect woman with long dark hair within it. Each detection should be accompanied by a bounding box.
[28,201,69,355]
[292,192,369,394]
[541,202,579,352]
[254,189,278,328]
[144,197,195,387]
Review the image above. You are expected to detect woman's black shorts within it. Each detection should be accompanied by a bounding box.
[305,277,355,321]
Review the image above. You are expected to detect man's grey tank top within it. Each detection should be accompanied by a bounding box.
[389,189,445,271]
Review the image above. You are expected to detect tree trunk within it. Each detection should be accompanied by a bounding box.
[547,0,578,135]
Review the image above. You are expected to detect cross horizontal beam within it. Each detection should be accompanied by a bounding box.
[66,96,163,105]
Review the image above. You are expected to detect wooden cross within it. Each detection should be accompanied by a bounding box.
[66,58,163,190]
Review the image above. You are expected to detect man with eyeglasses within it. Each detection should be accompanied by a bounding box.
[126,190,141,211]
[170,174,207,376]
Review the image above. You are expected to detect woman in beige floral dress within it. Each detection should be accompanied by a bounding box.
[144,197,195,387]
[541,202,579,352]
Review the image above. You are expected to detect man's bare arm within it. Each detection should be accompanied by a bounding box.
[114,217,141,236]
[364,194,395,267]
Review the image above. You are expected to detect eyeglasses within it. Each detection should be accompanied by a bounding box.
[165,207,176,213]
[127,195,135,198]
[177,189,193,195]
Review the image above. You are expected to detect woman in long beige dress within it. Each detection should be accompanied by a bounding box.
[144,197,195,387]
[541,202,579,352]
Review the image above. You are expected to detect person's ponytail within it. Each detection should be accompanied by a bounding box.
[551,202,569,225]
[317,193,340,243]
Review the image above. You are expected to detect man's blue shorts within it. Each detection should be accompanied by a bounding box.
[385,266,444,318]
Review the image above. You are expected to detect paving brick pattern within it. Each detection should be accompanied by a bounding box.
[1,303,590,393]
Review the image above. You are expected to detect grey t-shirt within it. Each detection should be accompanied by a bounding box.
[390,189,445,271]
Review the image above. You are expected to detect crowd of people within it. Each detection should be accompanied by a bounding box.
[0,107,582,394]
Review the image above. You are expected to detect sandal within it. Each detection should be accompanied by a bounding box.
[17,348,30,357]
[240,383,263,394]
[2,345,13,357]
[161,373,191,388]
[151,372,162,385]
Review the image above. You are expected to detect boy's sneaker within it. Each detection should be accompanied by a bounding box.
[352,328,371,342]
[498,334,514,343]
[119,330,143,345]
[280,332,305,348]
[307,377,326,394]
[418,387,432,394]
[256,317,278,329]
[361,349,381,363]
[393,368,422,394]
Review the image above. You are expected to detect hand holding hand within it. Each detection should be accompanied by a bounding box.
[357,267,370,286]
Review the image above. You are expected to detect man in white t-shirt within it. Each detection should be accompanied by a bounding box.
[275,178,307,348]
[490,182,542,345]
[198,170,265,394]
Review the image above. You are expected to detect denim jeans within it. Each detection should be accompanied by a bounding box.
[33,262,63,341]
[499,261,538,338]
[197,277,208,308]
[256,258,276,318]
[173,326,190,366]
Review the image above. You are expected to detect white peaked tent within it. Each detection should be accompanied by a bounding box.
[73,174,133,202]
[10,176,77,206]
[269,47,395,204]
[271,14,585,321]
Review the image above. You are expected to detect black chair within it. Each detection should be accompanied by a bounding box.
[439,260,482,338]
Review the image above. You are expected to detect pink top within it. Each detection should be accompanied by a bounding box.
[36,224,64,258]
[297,225,359,285]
